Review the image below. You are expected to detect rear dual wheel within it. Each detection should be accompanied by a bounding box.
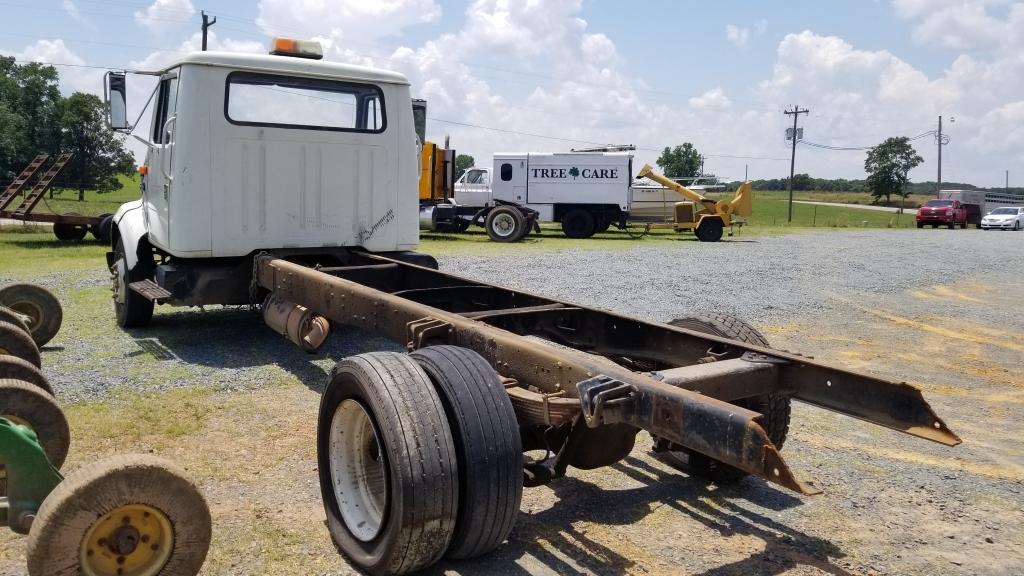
[26,454,212,576]
[318,349,522,575]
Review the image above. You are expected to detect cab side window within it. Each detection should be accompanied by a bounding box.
[500,163,513,182]
[151,76,178,145]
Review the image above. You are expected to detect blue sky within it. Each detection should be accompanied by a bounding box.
[4,0,1023,186]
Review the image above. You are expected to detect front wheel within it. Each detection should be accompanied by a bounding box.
[318,352,458,575]
[916,222,924,229]
[485,206,528,243]
[112,239,154,328]
[26,454,212,576]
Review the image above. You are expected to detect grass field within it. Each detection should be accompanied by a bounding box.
[3,173,140,218]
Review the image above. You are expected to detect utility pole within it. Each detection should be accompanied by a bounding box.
[936,115,942,194]
[201,11,217,51]
[744,164,748,181]
[784,105,809,223]
[1006,169,1009,194]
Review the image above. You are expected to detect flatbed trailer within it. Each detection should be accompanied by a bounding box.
[0,153,114,242]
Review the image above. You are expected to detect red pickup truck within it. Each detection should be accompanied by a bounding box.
[916,199,976,229]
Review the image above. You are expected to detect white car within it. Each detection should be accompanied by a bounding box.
[981,206,1024,230]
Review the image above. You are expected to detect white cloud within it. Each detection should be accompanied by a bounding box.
[4,39,98,96]
[134,0,195,31]
[725,24,750,47]
[689,88,731,110]
[62,0,90,26]
[255,0,441,45]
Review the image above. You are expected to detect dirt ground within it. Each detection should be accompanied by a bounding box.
[1,267,1023,575]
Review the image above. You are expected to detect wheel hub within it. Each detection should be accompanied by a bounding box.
[493,214,515,237]
[6,302,41,331]
[329,399,387,542]
[80,504,173,576]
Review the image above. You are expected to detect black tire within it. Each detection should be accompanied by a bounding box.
[0,320,41,367]
[318,352,458,575]
[0,283,63,347]
[0,354,53,395]
[113,238,154,328]
[1015,221,1020,231]
[485,206,527,243]
[561,209,596,239]
[0,305,31,336]
[91,213,114,244]
[27,454,212,575]
[595,215,611,234]
[916,222,924,229]
[52,212,88,241]
[659,313,791,482]
[410,346,523,559]
[947,221,955,229]
[695,217,725,242]
[0,378,69,469]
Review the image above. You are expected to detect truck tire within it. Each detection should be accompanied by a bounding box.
[0,321,41,367]
[91,213,114,244]
[0,283,63,347]
[318,352,458,575]
[27,454,212,576]
[113,239,154,328]
[695,217,724,242]
[948,221,955,229]
[916,222,924,229]
[53,212,88,241]
[409,346,522,559]
[561,209,596,239]
[0,378,70,469]
[658,313,791,483]
[485,206,527,243]
[0,354,53,395]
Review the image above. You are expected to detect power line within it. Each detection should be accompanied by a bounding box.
[798,130,936,151]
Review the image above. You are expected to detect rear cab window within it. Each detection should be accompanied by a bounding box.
[225,72,386,133]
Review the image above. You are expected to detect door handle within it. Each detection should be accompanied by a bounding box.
[160,115,177,183]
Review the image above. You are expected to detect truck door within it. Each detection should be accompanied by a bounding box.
[143,72,179,249]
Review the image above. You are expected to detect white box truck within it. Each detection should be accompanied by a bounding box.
[451,152,632,239]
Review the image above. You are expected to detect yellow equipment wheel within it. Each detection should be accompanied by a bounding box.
[26,454,211,576]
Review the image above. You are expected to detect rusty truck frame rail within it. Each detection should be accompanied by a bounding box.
[254,251,959,495]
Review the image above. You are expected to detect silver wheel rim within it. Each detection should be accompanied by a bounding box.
[329,399,387,542]
[491,213,517,238]
[112,259,126,305]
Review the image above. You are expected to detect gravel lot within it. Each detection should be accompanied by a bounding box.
[2,228,1022,575]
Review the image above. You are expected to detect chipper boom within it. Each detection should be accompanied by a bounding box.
[254,251,959,499]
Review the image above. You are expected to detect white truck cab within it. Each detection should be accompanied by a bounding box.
[104,39,430,327]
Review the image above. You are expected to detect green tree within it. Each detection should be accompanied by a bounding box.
[656,143,701,178]
[0,57,62,176]
[864,137,924,203]
[454,153,474,181]
[57,92,135,201]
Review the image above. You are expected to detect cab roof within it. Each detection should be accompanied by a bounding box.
[163,51,410,86]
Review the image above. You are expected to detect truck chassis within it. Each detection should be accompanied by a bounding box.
[237,250,960,573]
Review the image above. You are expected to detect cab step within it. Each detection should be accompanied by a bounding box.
[128,279,172,302]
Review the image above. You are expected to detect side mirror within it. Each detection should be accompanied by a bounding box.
[105,72,129,131]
